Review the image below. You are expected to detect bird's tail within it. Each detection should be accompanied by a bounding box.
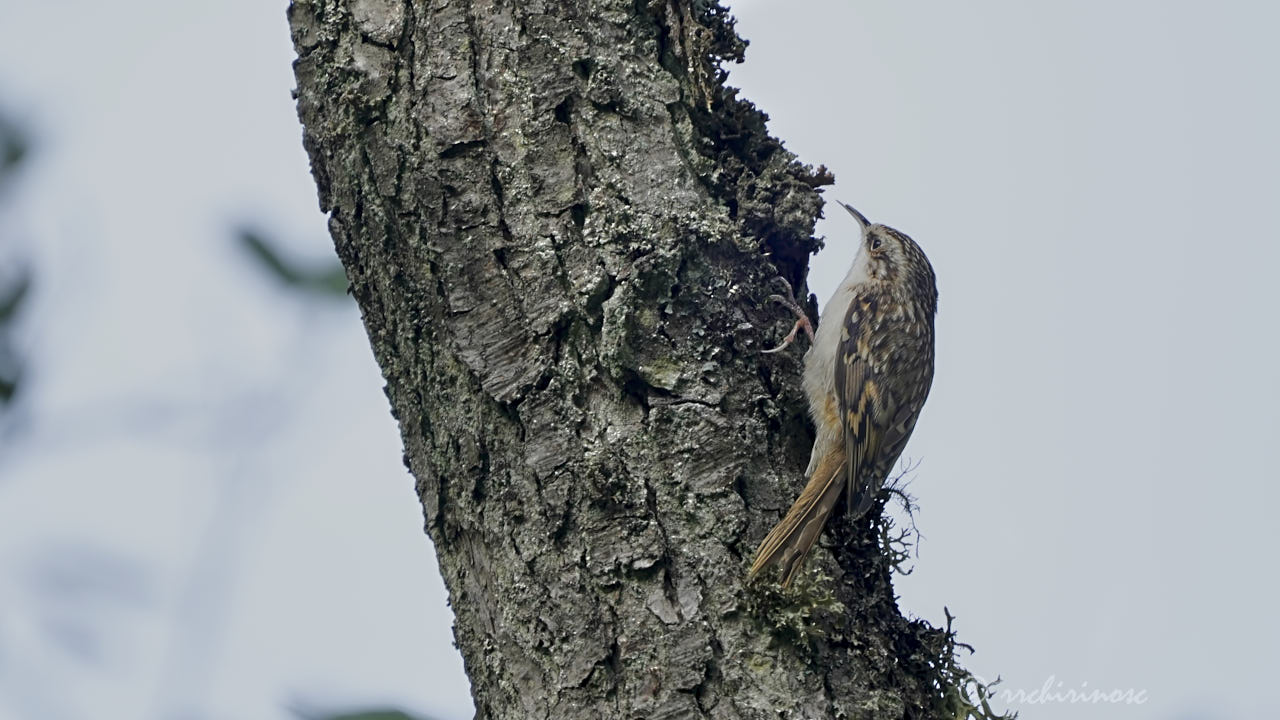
[748,449,845,587]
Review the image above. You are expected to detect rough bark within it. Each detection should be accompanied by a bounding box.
[289,1,990,718]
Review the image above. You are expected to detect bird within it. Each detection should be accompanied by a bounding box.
[751,202,938,586]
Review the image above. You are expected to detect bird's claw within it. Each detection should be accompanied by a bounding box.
[762,278,816,353]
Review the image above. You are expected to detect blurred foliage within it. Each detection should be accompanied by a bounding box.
[237,225,350,299]
[1,106,33,409]
[0,266,31,405]
[0,96,435,717]
[0,109,31,190]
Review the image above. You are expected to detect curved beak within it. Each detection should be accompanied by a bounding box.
[838,201,870,233]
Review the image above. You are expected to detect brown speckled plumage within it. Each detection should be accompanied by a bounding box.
[751,203,937,586]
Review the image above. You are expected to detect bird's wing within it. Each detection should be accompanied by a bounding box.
[835,294,890,519]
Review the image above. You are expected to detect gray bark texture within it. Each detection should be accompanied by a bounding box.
[289,1,995,718]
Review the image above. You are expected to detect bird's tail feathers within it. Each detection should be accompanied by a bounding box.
[748,450,845,587]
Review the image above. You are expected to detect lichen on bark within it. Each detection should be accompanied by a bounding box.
[289,1,1004,718]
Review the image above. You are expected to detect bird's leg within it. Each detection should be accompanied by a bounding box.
[763,277,816,354]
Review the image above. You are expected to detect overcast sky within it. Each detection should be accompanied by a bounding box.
[1,1,1277,719]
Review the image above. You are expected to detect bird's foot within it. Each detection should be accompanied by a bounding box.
[763,277,816,354]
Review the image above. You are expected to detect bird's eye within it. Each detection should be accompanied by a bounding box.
[870,235,882,250]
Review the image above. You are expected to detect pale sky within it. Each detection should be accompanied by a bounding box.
[1,1,1277,719]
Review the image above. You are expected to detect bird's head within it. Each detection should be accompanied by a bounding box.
[839,201,938,312]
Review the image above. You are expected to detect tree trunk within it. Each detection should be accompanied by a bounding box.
[288,1,994,718]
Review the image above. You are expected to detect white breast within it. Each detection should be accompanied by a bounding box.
[802,244,870,414]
